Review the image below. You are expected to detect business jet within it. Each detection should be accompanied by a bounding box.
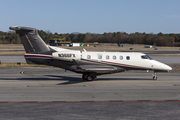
[9,26,172,81]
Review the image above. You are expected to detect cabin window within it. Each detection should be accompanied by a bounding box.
[87,55,91,59]
[98,54,102,59]
[106,55,110,60]
[120,56,123,60]
[126,56,130,60]
[113,55,116,60]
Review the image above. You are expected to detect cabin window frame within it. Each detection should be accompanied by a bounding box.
[119,56,123,60]
[106,55,110,60]
[113,55,116,60]
[98,54,102,59]
[126,56,130,60]
[87,55,91,59]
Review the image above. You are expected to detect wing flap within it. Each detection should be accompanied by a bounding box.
[84,67,115,74]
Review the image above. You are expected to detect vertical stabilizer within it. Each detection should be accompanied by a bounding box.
[9,26,50,54]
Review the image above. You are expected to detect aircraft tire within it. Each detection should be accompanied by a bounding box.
[86,75,93,81]
[153,76,157,80]
[82,74,88,80]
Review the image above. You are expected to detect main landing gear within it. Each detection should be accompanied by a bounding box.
[82,73,96,81]
[153,72,157,80]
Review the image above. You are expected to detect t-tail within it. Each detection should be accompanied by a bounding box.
[9,26,51,54]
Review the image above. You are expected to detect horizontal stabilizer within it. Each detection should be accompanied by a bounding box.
[9,26,34,31]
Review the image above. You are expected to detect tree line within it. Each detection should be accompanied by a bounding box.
[0,30,180,46]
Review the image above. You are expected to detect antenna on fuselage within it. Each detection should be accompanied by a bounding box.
[83,48,87,52]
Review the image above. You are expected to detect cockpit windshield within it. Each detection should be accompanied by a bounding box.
[141,55,153,60]
[146,55,153,60]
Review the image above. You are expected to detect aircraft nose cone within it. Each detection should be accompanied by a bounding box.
[161,63,172,71]
[152,60,172,71]
[166,65,172,71]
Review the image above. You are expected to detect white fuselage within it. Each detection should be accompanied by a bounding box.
[50,46,172,72]
[81,51,172,71]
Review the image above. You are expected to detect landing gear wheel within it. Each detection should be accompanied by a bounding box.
[86,75,93,81]
[82,74,94,81]
[153,72,157,80]
[153,76,157,80]
[82,74,88,80]
[82,72,97,81]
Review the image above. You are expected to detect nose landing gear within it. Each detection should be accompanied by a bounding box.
[153,72,157,80]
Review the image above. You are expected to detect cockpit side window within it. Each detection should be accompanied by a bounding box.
[141,55,148,59]
[141,55,153,60]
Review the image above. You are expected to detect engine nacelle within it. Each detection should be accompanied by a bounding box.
[52,51,81,61]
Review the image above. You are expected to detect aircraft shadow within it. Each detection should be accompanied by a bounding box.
[97,78,152,81]
[45,75,151,80]
[0,75,152,86]
[45,75,152,85]
[0,77,62,81]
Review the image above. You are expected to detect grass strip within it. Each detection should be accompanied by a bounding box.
[0,63,47,68]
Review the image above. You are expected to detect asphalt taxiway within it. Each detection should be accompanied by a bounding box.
[0,67,180,101]
[0,67,180,119]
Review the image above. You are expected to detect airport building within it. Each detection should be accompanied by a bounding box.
[49,38,71,46]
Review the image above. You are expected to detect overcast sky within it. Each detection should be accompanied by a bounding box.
[1,0,180,34]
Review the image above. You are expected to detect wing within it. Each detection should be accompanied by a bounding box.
[72,59,125,74]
